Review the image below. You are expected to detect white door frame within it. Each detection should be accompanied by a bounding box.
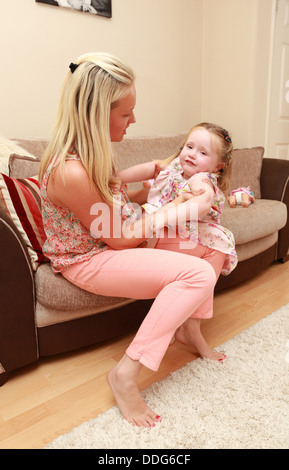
[265,0,289,159]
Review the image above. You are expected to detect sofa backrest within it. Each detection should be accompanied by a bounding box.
[6,135,264,198]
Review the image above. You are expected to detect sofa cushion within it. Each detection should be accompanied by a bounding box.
[113,134,187,189]
[221,199,287,244]
[114,134,187,163]
[228,147,264,198]
[14,138,48,161]
[0,135,37,175]
[35,263,134,326]
[235,232,278,262]
[9,154,41,179]
[0,173,47,269]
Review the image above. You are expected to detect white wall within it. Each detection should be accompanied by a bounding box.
[0,0,202,139]
[201,0,273,148]
[202,0,272,147]
[0,0,273,150]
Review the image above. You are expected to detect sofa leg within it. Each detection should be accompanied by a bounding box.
[279,254,289,263]
[0,371,9,387]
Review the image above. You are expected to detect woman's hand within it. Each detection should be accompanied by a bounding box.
[149,188,206,234]
[171,188,206,205]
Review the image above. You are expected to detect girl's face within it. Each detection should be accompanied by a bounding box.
[109,84,136,142]
[179,128,223,179]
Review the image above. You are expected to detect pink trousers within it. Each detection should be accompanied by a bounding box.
[62,233,225,371]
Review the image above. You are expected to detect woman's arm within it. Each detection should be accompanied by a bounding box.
[177,176,215,222]
[127,184,150,205]
[47,160,178,250]
[47,161,206,250]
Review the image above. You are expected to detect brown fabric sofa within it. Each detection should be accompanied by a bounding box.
[0,134,288,386]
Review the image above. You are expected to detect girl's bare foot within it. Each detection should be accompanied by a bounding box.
[175,319,226,362]
[169,333,176,346]
[107,355,161,427]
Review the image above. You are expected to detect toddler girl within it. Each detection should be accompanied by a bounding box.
[119,122,238,354]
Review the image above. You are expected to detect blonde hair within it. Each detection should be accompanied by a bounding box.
[38,52,135,204]
[160,122,233,194]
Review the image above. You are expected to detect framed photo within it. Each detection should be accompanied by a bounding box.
[35,0,112,18]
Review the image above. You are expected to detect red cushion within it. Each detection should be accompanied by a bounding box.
[0,173,47,269]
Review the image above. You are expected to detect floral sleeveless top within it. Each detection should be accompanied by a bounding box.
[41,151,136,273]
[143,157,238,275]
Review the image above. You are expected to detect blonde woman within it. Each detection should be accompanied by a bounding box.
[39,52,217,428]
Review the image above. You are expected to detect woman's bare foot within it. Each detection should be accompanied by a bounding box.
[175,319,226,362]
[107,354,161,427]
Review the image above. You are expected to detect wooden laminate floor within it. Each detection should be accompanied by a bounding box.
[1,260,289,449]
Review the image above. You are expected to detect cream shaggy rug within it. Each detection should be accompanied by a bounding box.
[46,304,289,449]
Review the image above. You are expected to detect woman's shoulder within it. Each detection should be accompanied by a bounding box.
[50,159,91,201]
[63,158,87,176]
[50,159,87,185]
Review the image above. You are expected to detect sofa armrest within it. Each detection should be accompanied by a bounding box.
[260,158,289,261]
[0,207,38,385]
[260,158,289,200]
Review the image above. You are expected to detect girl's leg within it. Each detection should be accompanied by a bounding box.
[155,231,226,360]
[62,247,216,426]
[176,247,226,360]
[175,318,227,361]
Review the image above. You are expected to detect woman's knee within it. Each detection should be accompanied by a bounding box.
[180,256,216,290]
[198,258,217,288]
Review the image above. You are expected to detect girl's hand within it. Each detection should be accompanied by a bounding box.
[109,176,122,195]
[142,180,151,189]
[141,162,162,189]
[153,162,162,179]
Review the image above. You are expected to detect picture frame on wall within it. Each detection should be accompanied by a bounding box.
[35,0,112,18]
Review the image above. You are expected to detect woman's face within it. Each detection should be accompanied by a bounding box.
[109,84,136,142]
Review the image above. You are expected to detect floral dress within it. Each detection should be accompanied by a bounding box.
[143,157,237,275]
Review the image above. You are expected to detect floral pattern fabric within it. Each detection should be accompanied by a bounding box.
[41,151,136,273]
[143,157,237,275]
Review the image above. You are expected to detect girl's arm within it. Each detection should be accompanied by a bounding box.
[114,161,162,206]
[118,161,161,184]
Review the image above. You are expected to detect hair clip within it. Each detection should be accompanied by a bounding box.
[69,62,79,73]
[222,129,232,143]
